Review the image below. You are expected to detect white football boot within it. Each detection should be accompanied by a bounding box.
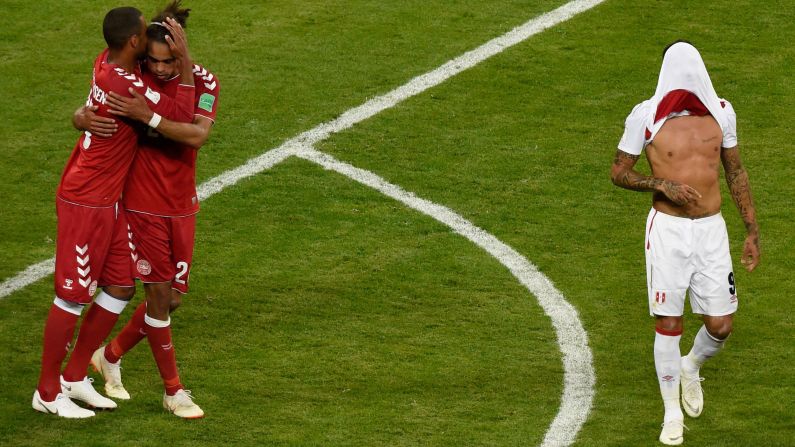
[32,390,95,418]
[61,375,117,409]
[91,346,130,400]
[163,389,204,419]
[680,356,705,418]
[659,419,686,446]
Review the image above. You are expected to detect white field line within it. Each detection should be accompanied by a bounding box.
[0,258,55,301]
[295,145,594,447]
[1,0,605,298]
[0,2,601,443]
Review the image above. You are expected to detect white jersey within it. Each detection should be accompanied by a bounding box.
[618,98,737,156]
[617,42,739,155]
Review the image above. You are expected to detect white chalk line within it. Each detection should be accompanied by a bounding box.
[294,145,594,447]
[1,0,604,297]
[1,1,602,445]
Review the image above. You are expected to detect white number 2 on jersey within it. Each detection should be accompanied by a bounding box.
[174,261,189,285]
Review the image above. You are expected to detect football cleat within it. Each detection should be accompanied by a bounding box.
[680,357,705,418]
[91,346,130,400]
[32,390,95,418]
[659,419,686,446]
[163,389,204,419]
[61,375,117,409]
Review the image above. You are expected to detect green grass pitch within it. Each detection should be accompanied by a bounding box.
[1,1,794,445]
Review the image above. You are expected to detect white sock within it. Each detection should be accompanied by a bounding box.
[684,325,726,374]
[654,330,683,422]
[94,290,129,315]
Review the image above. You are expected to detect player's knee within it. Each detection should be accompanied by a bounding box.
[655,315,683,333]
[706,318,733,340]
[169,294,182,312]
[103,285,136,301]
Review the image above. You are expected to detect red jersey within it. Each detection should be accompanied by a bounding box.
[57,49,195,207]
[123,63,220,216]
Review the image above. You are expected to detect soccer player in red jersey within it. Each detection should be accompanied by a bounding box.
[75,1,219,419]
[33,8,196,418]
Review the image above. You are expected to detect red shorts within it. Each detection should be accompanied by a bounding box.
[54,198,134,304]
[126,211,196,294]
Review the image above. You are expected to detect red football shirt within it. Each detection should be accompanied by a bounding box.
[123,63,220,217]
[57,49,195,207]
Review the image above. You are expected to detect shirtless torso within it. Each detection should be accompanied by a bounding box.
[647,115,723,218]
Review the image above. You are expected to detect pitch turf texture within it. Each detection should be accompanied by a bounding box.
[1,0,794,445]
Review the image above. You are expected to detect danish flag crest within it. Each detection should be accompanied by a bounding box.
[655,291,666,304]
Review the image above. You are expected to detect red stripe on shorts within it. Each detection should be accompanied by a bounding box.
[647,210,658,250]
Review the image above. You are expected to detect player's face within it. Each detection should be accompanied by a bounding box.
[146,41,178,80]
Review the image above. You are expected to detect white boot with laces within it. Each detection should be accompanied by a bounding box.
[32,390,96,418]
[61,375,118,409]
[91,346,130,400]
[163,389,204,419]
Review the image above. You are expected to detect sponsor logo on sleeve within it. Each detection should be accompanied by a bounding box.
[145,87,161,104]
[198,93,215,112]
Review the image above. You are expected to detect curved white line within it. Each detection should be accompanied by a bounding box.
[294,145,595,446]
[1,2,602,444]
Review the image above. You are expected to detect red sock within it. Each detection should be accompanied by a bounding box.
[105,302,147,363]
[38,304,79,401]
[62,303,120,382]
[146,319,183,396]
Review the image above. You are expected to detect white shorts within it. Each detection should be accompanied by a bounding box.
[645,208,738,317]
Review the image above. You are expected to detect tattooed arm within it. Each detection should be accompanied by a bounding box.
[721,146,760,271]
[610,149,701,205]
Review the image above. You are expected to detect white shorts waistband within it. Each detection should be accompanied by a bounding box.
[649,208,724,225]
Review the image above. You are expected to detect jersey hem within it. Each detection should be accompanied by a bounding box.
[56,196,116,209]
[124,207,199,218]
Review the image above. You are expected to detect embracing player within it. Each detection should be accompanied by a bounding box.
[75,0,219,419]
[611,41,759,445]
[34,7,196,418]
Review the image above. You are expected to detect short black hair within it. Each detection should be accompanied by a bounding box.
[147,1,191,44]
[662,39,694,58]
[103,7,143,50]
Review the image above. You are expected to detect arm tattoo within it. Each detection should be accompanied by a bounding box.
[611,150,662,192]
[723,148,759,236]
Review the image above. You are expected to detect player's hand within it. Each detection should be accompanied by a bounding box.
[79,106,119,138]
[741,232,760,272]
[76,105,117,138]
[106,89,154,123]
[660,180,702,206]
[164,17,191,65]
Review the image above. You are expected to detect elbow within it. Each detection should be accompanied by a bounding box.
[610,166,622,186]
[188,133,209,149]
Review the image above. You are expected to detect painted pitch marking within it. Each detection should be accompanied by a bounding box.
[2,1,604,445]
[2,0,605,298]
[294,145,595,447]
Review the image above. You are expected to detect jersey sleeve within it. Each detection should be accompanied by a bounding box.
[617,100,652,156]
[110,67,195,123]
[719,98,738,149]
[192,64,219,122]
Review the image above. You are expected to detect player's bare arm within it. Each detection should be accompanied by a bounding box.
[721,146,760,271]
[610,149,702,206]
[107,88,213,148]
[72,105,118,138]
[163,17,194,86]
